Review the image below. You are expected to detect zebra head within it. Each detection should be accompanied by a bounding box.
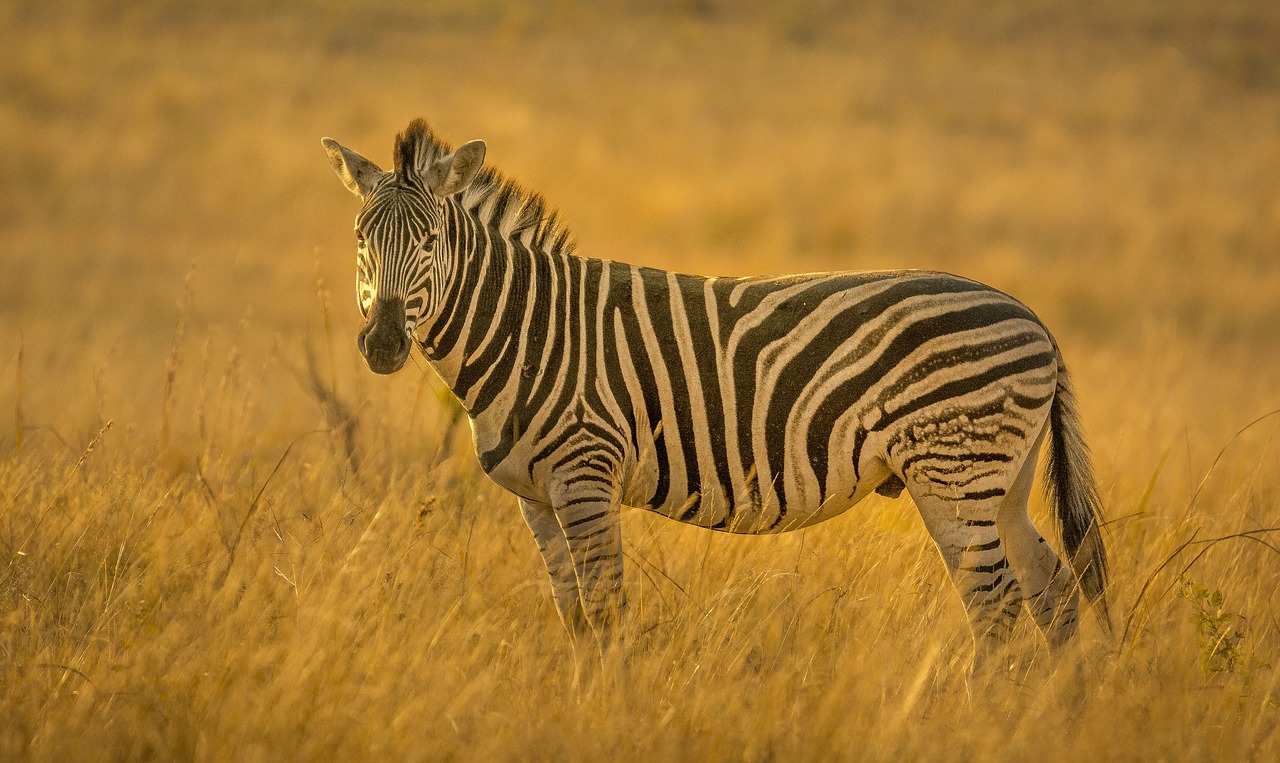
[322,123,486,374]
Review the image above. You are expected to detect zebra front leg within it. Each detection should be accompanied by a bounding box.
[552,492,626,652]
[519,498,591,643]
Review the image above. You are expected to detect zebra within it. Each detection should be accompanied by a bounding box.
[322,119,1110,670]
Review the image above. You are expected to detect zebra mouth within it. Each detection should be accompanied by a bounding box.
[358,297,411,375]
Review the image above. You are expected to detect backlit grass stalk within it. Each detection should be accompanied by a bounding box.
[162,262,197,453]
[13,332,23,452]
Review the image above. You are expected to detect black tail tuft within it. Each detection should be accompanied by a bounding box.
[1045,362,1112,633]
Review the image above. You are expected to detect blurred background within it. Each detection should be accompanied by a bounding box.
[1,2,1278,757]
[2,0,1277,456]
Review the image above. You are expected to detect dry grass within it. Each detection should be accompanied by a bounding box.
[2,1,1279,759]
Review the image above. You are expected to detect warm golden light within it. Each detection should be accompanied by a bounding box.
[1,1,1277,759]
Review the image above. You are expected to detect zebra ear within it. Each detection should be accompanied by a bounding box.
[322,137,386,199]
[427,139,486,197]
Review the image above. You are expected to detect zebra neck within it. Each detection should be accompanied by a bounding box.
[420,206,568,416]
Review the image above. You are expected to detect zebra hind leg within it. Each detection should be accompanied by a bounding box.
[907,480,1024,674]
[995,423,1081,653]
[999,509,1080,653]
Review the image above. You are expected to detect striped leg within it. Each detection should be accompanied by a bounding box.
[552,492,626,649]
[996,424,1080,651]
[519,498,590,642]
[910,486,1023,672]
[1000,510,1079,651]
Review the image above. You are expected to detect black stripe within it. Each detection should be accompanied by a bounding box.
[563,511,608,530]
[677,275,734,511]
[601,263,640,455]
[962,558,1010,575]
[614,268,671,508]
[640,269,701,511]
[958,487,1007,501]
[567,473,615,490]
[580,258,607,420]
[530,256,586,451]
[901,451,1014,473]
[968,574,1017,600]
[563,495,604,508]
[547,442,608,475]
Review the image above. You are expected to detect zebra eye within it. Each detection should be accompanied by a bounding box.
[424,230,439,248]
[356,231,366,247]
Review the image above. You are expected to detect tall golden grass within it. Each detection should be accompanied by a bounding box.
[2,1,1278,759]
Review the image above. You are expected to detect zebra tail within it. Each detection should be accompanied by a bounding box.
[1045,360,1113,634]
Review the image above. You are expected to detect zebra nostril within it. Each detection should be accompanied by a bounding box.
[357,323,372,355]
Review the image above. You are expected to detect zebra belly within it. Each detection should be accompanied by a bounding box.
[623,428,898,535]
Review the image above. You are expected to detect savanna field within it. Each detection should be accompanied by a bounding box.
[2,1,1279,759]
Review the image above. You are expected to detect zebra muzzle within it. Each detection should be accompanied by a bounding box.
[358,297,411,375]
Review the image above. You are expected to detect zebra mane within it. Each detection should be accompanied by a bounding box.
[394,118,577,256]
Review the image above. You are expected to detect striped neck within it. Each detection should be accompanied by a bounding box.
[417,193,569,412]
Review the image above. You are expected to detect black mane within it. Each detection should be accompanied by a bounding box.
[393,118,576,255]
